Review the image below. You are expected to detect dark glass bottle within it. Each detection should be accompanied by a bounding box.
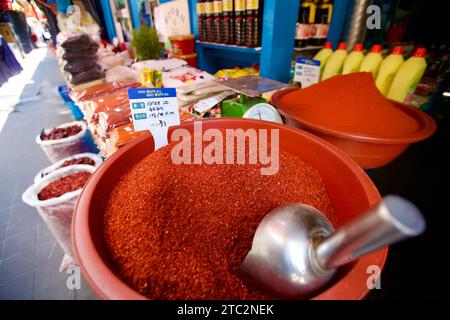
[310,0,333,46]
[205,0,214,42]
[197,0,206,41]
[244,0,259,47]
[222,0,234,44]
[234,0,246,46]
[213,0,223,43]
[295,0,315,48]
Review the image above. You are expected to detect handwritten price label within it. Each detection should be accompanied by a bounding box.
[128,88,180,150]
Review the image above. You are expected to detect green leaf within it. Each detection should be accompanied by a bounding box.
[131,26,165,61]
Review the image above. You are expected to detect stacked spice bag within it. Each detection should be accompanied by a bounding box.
[56,32,105,87]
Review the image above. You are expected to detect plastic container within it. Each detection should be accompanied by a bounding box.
[58,85,84,120]
[23,165,96,271]
[359,44,383,78]
[313,41,333,74]
[321,42,347,80]
[173,53,197,68]
[36,121,95,163]
[342,43,364,74]
[169,34,196,55]
[387,47,427,103]
[375,46,404,96]
[34,153,103,184]
[272,88,436,168]
[73,118,387,300]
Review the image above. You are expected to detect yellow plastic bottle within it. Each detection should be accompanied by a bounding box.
[359,44,383,78]
[375,46,404,96]
[387,48,427,103]
[313,41,333,75]
[342,43,364,74]
[321,42,347,80]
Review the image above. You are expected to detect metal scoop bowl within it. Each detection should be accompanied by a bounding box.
[240,195,426,298]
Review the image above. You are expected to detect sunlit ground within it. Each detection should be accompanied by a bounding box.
[0,48,48,134]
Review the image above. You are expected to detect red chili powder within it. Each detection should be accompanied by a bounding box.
[38,172,91,200]
[281,72,420,138]
[60,157,96,168]
[41,125,82,141]
[104,137,337,299]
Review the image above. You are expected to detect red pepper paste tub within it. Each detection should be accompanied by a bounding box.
[169,34,195,55]
[34,153,103,184]
[23,165,96,271]
[36,121,93,163]
[73,118,387,300]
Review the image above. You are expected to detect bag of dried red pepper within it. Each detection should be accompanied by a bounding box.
[22,165,96,272]
[36,121,95,163]
[34,152,103,184]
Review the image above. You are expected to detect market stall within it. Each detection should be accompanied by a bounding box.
[16,0,448,302]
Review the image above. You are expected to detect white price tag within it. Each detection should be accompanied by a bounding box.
[128,88,180,150]
[294,57,320,88]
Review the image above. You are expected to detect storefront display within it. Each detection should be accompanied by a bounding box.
[3,0,447,305]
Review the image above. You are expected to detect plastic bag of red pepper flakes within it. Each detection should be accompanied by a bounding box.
[34,153,103,184]
[22,165,96,272]
[36,121,94,163]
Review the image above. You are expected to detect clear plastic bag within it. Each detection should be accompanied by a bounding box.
[34,153,103,184]
[22,165,96,271]
[67,66,105,85]
[105,65,138,82]
[36,121,93,163]
[57,31,94,49]
[63,59,98,73]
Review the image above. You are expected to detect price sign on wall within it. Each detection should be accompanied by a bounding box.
[128,88,180,150]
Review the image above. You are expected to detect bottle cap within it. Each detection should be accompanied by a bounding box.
[337,42,347,50]
[353,43,364,52]
[391,46,403,55]
[324,41,332,49]
[413,47,427,57]
[370,44,382,53]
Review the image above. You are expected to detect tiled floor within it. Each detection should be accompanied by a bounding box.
[0,48,96,300]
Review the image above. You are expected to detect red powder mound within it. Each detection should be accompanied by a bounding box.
[281,72,420,138]
[38,172,91,200]
[104,138,336,299]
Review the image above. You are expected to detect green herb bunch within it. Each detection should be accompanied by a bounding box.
[131,26,164,61]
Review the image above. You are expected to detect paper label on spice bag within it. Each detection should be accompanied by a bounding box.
[294,57,320,88]
[128,88,180,150]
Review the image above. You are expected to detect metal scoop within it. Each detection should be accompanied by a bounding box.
[240,195,425,298]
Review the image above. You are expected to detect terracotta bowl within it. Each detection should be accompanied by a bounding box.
[272,88,436,169]
[73,118,387,300]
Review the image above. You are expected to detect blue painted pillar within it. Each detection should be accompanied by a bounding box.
[327,0,349,49]
[99,0,117,42]
[187,0,198,35]
[259,0,300,82]
[129,0,141,29]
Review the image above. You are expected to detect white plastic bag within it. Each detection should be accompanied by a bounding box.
[34,153,103,184]
[105,65,138,82]
[131,58,187,72]
[22,165,96,271]
[36,121,92,163]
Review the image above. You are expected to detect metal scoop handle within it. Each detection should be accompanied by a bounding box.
[315,195,426,270]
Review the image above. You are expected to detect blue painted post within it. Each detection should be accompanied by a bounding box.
[327,0,349,49]
[129,0,141,29]
[259,0,300,82]
[187,0,198,36]
[99,0,117,42]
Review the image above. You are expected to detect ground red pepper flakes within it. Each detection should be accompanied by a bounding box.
[280,72,420,138]
[40,124,82,140]
[104,137,337,299]
[38,172,91,201]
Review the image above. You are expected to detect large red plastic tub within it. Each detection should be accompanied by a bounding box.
[272,88,436,169]
[73,118,386,300]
